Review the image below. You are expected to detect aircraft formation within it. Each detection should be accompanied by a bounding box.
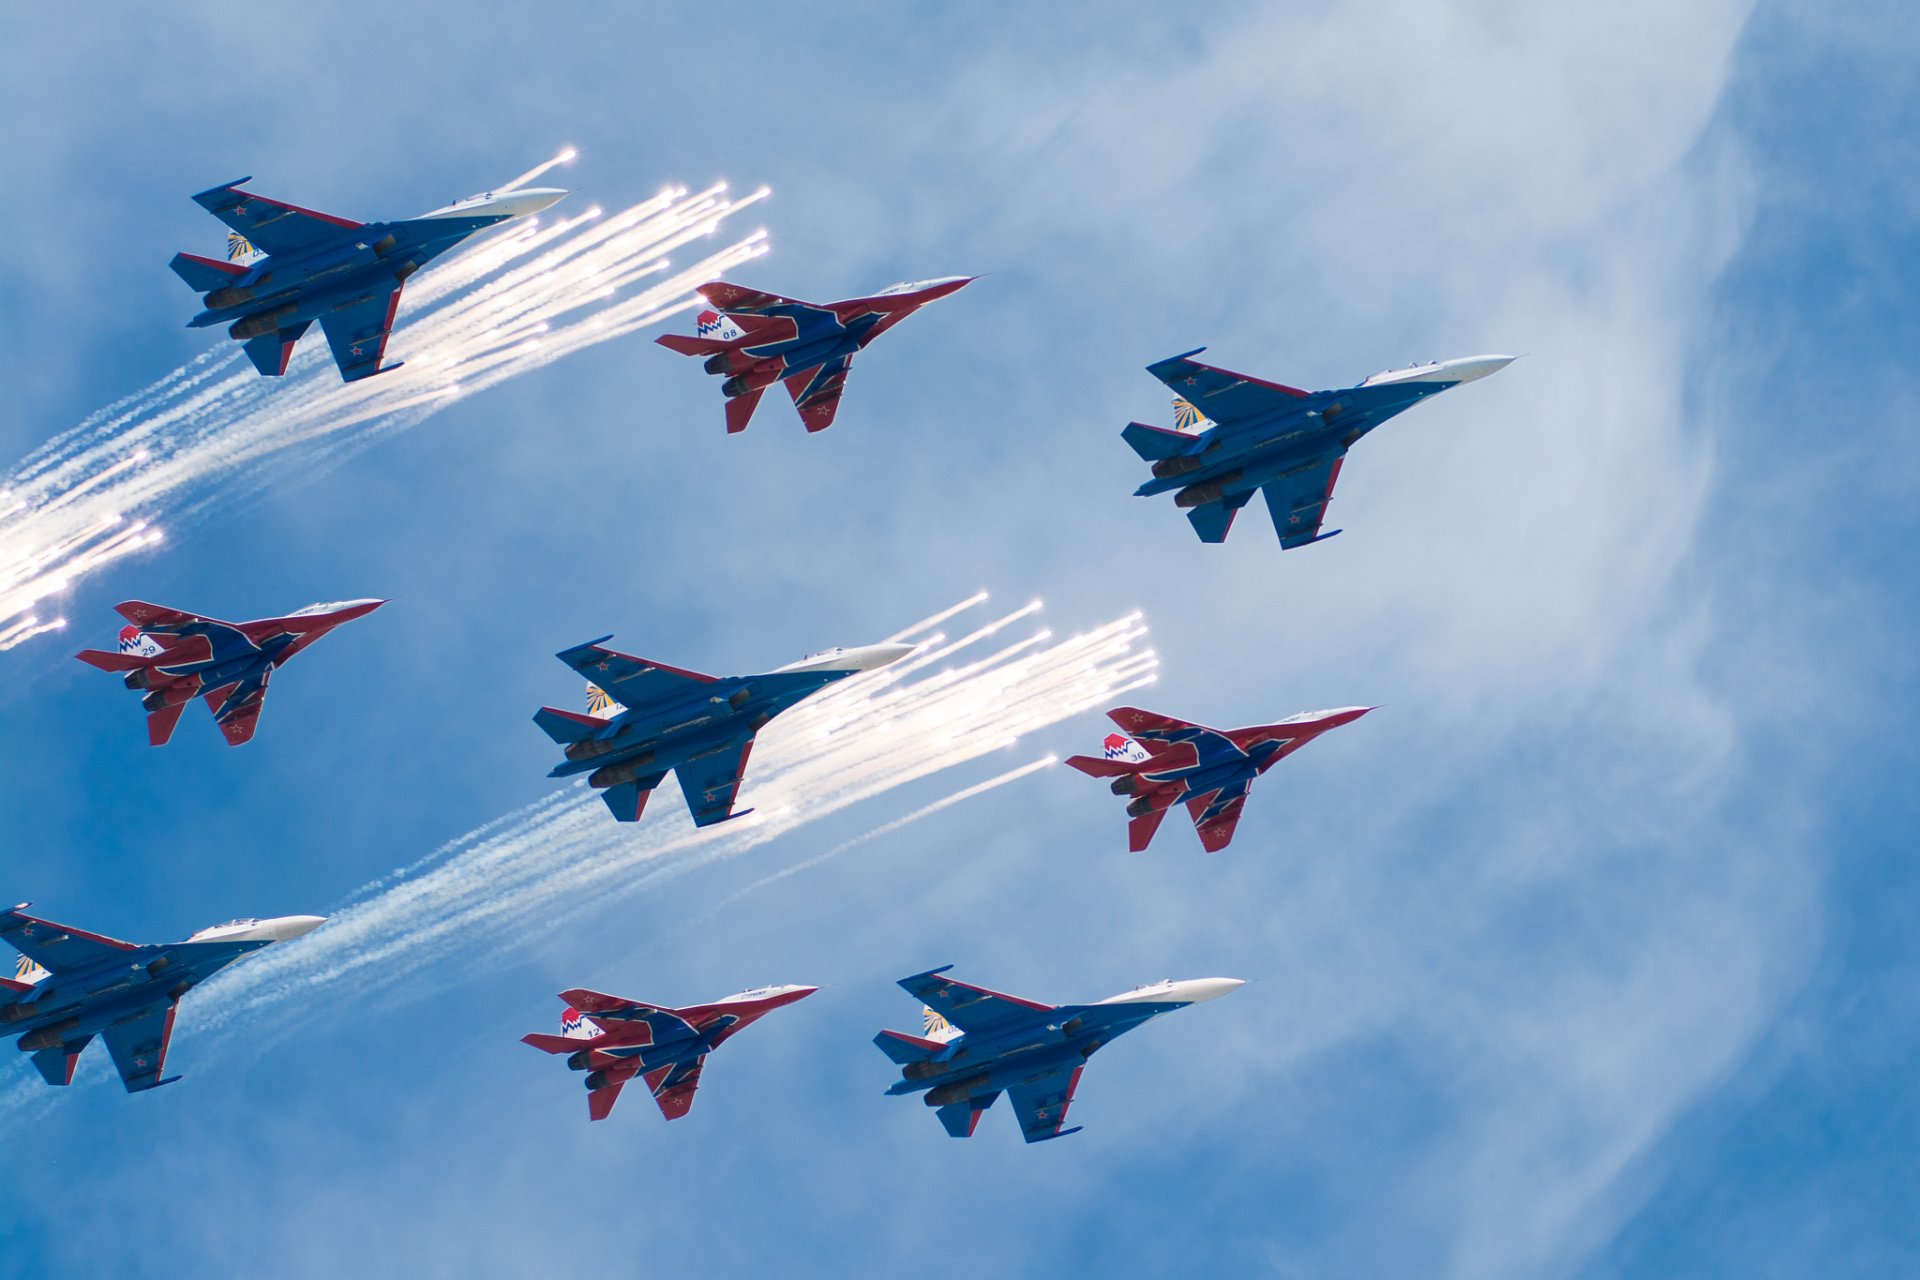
[8,169,1512,1143]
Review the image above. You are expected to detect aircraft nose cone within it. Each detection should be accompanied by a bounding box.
[842,643,916,672]
[1442,354,1516,384]
[264,914,328,941]
[924,276,974,299]
[1181,977,1247,1004]
[496,187,568,218]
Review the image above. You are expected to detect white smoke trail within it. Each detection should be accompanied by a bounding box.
[0,162,770,649]
[190,598,1154,1035]
[0,598,1149,1114]
[682,755,1059,932]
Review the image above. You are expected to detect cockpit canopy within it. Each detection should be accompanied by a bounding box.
[188,917,259,940]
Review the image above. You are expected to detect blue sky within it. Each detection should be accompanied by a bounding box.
[1,3,1915,1276]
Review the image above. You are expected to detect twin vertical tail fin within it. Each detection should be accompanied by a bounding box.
[521,1002,602,1055]
[655,308,750,356]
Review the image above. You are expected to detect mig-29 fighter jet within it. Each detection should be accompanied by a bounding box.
[655,276,973,432]
[2,904,325,1093]
[76,598,384,746]
[1065,705,1372,852]
[875,967,1244,1143]
[1124,351,1514,546]
[523,983,817,1122]
[170,178,566,381]
[535,638,915,824]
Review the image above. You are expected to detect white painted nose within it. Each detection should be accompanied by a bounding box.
[1435,354,1515,384]
[493,187,568,218]
[1171,977,1246,1004]
[257,914,328,942]
[840,643,917,672]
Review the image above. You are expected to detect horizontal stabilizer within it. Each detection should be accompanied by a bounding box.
[533,705,607,745]
[588,1081,626,1121]
[1122,421,1195,462]
[1063,753,1134,778]
[724,386,765,434]
[242,321,311,377]
[937,1093,998,1138]
[1128,807,1169,852]
[872,1028,947,1064]
[30,1043,85,1087]
[147,700,188,747]
[655,333,732,357]
[521,1032,593,1055]
[598,777,663,823]
[169,251,246,292]
[75,648,148,673]
[1186,493,1250,543]
[1030,1125,1084,1142]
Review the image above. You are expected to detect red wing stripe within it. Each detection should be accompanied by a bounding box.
[234,189,362,229]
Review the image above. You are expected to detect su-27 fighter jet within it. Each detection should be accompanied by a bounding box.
[170,179,566,381]
[1,905,325,1093]
[536,639,915,824]
[1065,705,1372,852]
[76,598,384,746]
[1125,351,1514,546]
[655,276,973,432]
[523,984,816,1122]
[875,967,1244,1143]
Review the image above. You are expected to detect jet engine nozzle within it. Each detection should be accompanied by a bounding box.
[122,669,149,690]
[1151,455,1203,480]
[230,306,299,340]
[902,1059,946,1082]
[1109,776,1140,796]
[727,688,752,711]
[204,285,256,310]
[19,1020,82,1051]
[1174,475,1240,508]
[720,375,754,399]
[563,736,627,762]
[1125,796,1157,818]
[0,1001,42,1024]
[584,1069,614,1091]
[702,353,731,376]
[925,1073,991,1107]
[566,1049,593,1071]
[588,755,657,789]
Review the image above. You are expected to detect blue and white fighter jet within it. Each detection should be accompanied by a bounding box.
[1,905,325,1093]
[170,179,566,381]
[535,640,915,825]
[875,968,1244,1143]
[1125,352,1514,546]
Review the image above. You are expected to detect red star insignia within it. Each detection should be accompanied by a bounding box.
[350,344,364,356]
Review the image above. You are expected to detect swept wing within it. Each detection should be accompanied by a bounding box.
[1009,1063,1086,1142]
[898,967,1054,1038]
[318,286,404,382]
[673,735,756,827]
[555,639,717,708]
[1145,349,1310,426]
[0,907,137,973]
[190,180,362,257]
[102,1005,180,1093]
[1261,458,1344,549]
